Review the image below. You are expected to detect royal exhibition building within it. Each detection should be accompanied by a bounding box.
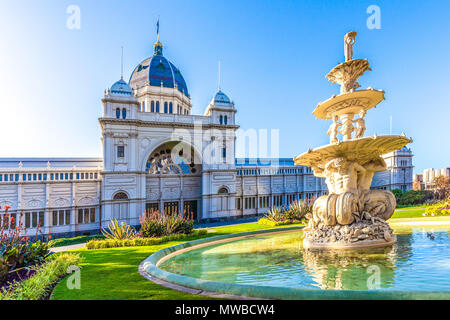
[0,38,413,238]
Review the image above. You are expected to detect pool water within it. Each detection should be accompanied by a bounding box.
[159,225,450,291]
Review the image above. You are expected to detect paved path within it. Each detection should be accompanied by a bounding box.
[50,243,85,253]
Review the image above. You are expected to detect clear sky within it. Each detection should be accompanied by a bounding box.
[0,0,449,173]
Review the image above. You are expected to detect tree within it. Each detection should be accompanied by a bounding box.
[391,189,403,201]
[433,176,450,200]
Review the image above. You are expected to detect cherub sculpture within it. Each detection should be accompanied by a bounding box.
[327,115,341,144]
[353,109,366,138]
[340,117,354,141]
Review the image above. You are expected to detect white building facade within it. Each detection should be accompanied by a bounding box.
[0,39,413,237]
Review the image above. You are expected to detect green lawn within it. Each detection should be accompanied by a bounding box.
[391,206,427,219]
[51,222,303,300]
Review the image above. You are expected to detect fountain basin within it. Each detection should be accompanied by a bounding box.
[141,225,450,299]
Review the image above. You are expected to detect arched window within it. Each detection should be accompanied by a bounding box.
[224,115,228,125]
[113,192,128,200]
[169,102,173,114]
[156,101,160,112]
[151,101,155,112]
[122,108,127,119]
[219,115,223,124]
[164,102,168,113]
[218,187,229,211]
[116,108,120,119]
[218,187,229,194]
[113,192,129,219]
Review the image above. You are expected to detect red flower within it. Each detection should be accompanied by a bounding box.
[48,234,52,239]
[4,205,11,210]
[10,217,15,222]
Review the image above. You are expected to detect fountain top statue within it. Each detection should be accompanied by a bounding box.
[294,32,412,250]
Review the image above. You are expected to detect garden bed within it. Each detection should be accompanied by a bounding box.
[86,230,207,249]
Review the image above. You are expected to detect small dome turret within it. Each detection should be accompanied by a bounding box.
[213,90,231,104]
[110,78,133,96]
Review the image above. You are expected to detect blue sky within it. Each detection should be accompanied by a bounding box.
[0,0,449,173]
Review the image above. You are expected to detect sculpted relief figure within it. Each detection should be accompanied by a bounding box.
[358,157,387,192]
[340,117,354,141]
[327,115,341,144]
[325,157,366,195]
[344,31,357,62]
[353,110,366,138]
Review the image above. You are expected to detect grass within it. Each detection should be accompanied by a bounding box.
[391,206,427,219]
[51,222,302,300]
[1,253,81,300]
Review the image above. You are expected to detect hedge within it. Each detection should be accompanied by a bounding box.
[85,229,208,250]
[257,218,302,227]
[0,253,81,300]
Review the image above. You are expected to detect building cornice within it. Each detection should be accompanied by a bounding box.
[98,118,240,130]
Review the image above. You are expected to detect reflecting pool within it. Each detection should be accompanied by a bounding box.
[159,225,450,291]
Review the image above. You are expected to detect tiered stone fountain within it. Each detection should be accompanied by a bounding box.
[295,32,412,249]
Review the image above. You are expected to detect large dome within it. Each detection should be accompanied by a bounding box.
[129,41,189,96]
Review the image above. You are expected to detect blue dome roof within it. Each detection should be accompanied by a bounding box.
[110,78,133,95]
[213,90,231,104]
[129,42,189,96]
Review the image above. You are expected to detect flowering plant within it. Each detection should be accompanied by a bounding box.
[1,205,52,287]
[139,209,194,238]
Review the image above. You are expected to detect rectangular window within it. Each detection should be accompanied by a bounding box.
[25,212,30,228]
[236,198,242,210]
[52,211,58,226]
[70,173,73,180]
[90,208,95,222]
[32,212,37,228]
[77,207,95,224]
[65,173,69,180]
[65,210,71,225]
[76,173,80,179]
[117,146,125,158]
[50,173,54,180]
[78,209,83,224]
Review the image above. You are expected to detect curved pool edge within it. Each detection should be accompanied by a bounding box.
[141,226,450,300]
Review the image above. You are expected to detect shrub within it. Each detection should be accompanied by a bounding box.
[85,229,208,250]
[424,198,450,216]
[284,200,313,221]
[263,200,312,224]
[258,218,302,227]
[264,207,285,222]
[1,206,52,287]
[139,210,194,238]
[0,252,81,300]
[102,219,136,240]
[392,189,433,206]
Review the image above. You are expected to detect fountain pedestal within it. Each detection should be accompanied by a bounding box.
[295,32,412,250]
